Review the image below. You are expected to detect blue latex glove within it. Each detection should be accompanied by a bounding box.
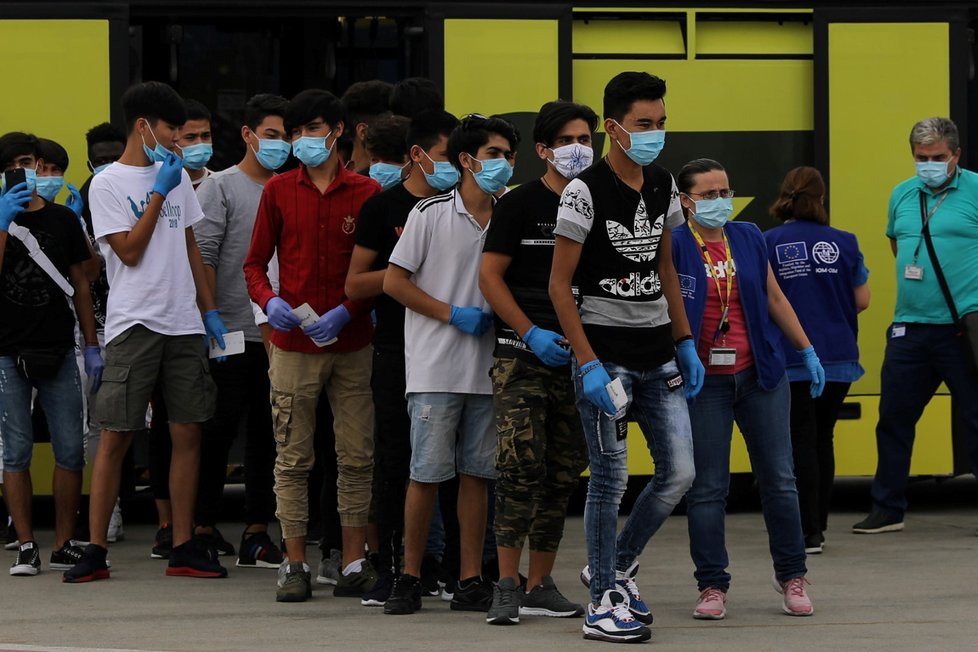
[676,339,705,399]
[303,304,351,343]
[450,305,491,336]
[265,297,301,332]
[65,182,84,218]
[579,360,618,415]
[0,182,32,231]
[797,346,826,398]
[523,325,571,367]
[203,310,229,362]
[152,152,184,197]
[83,345,105,393]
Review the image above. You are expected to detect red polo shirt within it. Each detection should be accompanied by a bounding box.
[244,164,381,354]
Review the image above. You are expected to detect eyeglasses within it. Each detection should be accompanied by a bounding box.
[461,113,488,128]
[688,189,736,200]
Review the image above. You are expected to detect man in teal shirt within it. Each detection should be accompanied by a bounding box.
[854,117,978,534]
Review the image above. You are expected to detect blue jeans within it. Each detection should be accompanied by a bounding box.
[686,367,806,591]
[0,353,85,472]
[873,323,978,518]
[574,358,695,604]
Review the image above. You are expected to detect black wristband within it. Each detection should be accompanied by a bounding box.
[675,334,693,346]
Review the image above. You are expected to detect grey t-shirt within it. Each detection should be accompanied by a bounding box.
[194,165,265,341]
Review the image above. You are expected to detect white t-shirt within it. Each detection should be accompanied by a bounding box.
[90,161,206,344]
[389,189,493,395]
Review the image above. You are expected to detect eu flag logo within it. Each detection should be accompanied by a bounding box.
[776,242,808,264]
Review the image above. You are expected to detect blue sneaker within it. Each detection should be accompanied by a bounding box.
[582,589,651,643]
[580,561,654,625]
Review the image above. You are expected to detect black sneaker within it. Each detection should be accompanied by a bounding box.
[50,541,85,570]
[195,528,235,556]
[62,544,110,583]
[151,523,173,559]
[166,540,228,578]
[384,573,423,615]
[9,541,40,576]
[361,568,394,607]
[804,533,824,554]
[236,531,285,569]
[486,576,521,625]
[852,510,904,534]
[451,576,493,612]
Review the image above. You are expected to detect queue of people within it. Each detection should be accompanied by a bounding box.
[2,67,977,645]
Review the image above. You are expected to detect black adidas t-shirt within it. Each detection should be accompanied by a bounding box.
[355,183,423,352]
[483,179,566,363]
[0,202,91,355]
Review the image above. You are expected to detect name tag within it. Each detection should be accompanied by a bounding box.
[904,264,924,280]
[709,347,737,366]
[891,324,906,338]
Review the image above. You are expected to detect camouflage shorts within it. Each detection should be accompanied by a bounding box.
[491,355,588,552]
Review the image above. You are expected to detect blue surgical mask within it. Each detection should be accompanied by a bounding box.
[251,137,291,171]
[612,120,665,166]
[140,121,174,163]
[421,152,459,191]
[180,143,213,171]
[916,160,951,188]
[292,132,333,168]
[35,175,65,202]
[89,161,112,175]
[691,197,734,229]
[468,156,512,194]
[369,162,407,190]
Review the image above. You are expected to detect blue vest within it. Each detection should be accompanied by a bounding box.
[672,220,787,391]
[764,220,861,372]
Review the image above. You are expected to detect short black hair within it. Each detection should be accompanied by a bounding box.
[285,89,345,134]
[86,122,126,149]
[184,99,211,123]
[121,81,188,132]
[37,138,70,172]
[244,93,289,131]
[341,80,393,128]
[533,101,599,147]
[407,110,459,151]
[603,72,667,122]
[365,115,410,163]
[391,77,444,118]
[0,131,40,169]
[447,114,520,172]
[677,158,725,195]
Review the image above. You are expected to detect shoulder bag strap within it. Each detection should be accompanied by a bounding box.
[918,190,959,324]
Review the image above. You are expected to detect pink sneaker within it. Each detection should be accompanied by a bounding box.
[693,587,727,620]
[774,576,813,616]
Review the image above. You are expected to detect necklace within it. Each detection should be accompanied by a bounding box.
[541,175,559,195]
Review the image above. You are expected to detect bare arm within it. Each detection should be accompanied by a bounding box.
[383,263,451,323]
[549,235,595,364]
[203,264,217,299]
[69,262,99,346]
[345,246,386,300]
[0,231,7,273]
[854,283,871,313]
[103,193,165,266]
[80,236,101,283]
[658,228,693,341]
[187,228,217,313]
[767,262,811,349]
[480,252,532,337]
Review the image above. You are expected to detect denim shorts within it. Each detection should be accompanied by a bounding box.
[407,392,495,483]
[0,353,85,473]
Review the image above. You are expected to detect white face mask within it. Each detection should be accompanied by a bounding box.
[546,143,593,180]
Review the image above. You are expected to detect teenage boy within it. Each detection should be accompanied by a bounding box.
[480,101,598,625]
[64,81,230,583]
[178,99,214,188]
[341,80,393,173]
[549,72,704,644]
[365,115,411,190]
[345,109,460,606]
[193,93,291,569]
[382,114,519,615]
[390,77,444,119]
[0,132,102,576]
[244,89,381,603]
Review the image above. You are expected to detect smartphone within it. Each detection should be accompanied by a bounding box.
[3,168,26,193]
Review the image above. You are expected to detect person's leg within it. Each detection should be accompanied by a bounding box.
[813,382,851,534]
[455,393,496,584]
[149,385,173,527]
[929,327,978,483]
[0,355,39,545]
[403,480,439,577]
[871,324,942,518]
[788,381,820,541]
[168,422,202,547]
[88,431,135,548]
[734,372,806,584]
[457,473,488,581]
[314,395,341,553]
[242,342,276,533]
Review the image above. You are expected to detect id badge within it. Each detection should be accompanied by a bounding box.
[904,264,924,281]
[709,347,737,366]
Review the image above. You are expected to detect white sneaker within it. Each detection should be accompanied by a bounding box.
[107,499,124,543]
[582,589,651,643]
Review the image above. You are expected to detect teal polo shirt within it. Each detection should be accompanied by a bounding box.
[886,167,978,324]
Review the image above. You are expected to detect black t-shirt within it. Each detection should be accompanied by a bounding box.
[483,179,567,363]
[0,202,91,355]
[80,174,109,329]
[355,183,423,351]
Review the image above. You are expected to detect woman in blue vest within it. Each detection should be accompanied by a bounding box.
[672,158,825,621]
[765,166,870,554]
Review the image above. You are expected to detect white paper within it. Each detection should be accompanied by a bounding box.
[290,303,337,347]
[606,377,628,412]
[209,330,245,358]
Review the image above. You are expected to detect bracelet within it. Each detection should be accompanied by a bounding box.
[578,360,603,378]
[675,334,693,346]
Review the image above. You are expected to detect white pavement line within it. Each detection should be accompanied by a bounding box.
[0,647,167,652]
